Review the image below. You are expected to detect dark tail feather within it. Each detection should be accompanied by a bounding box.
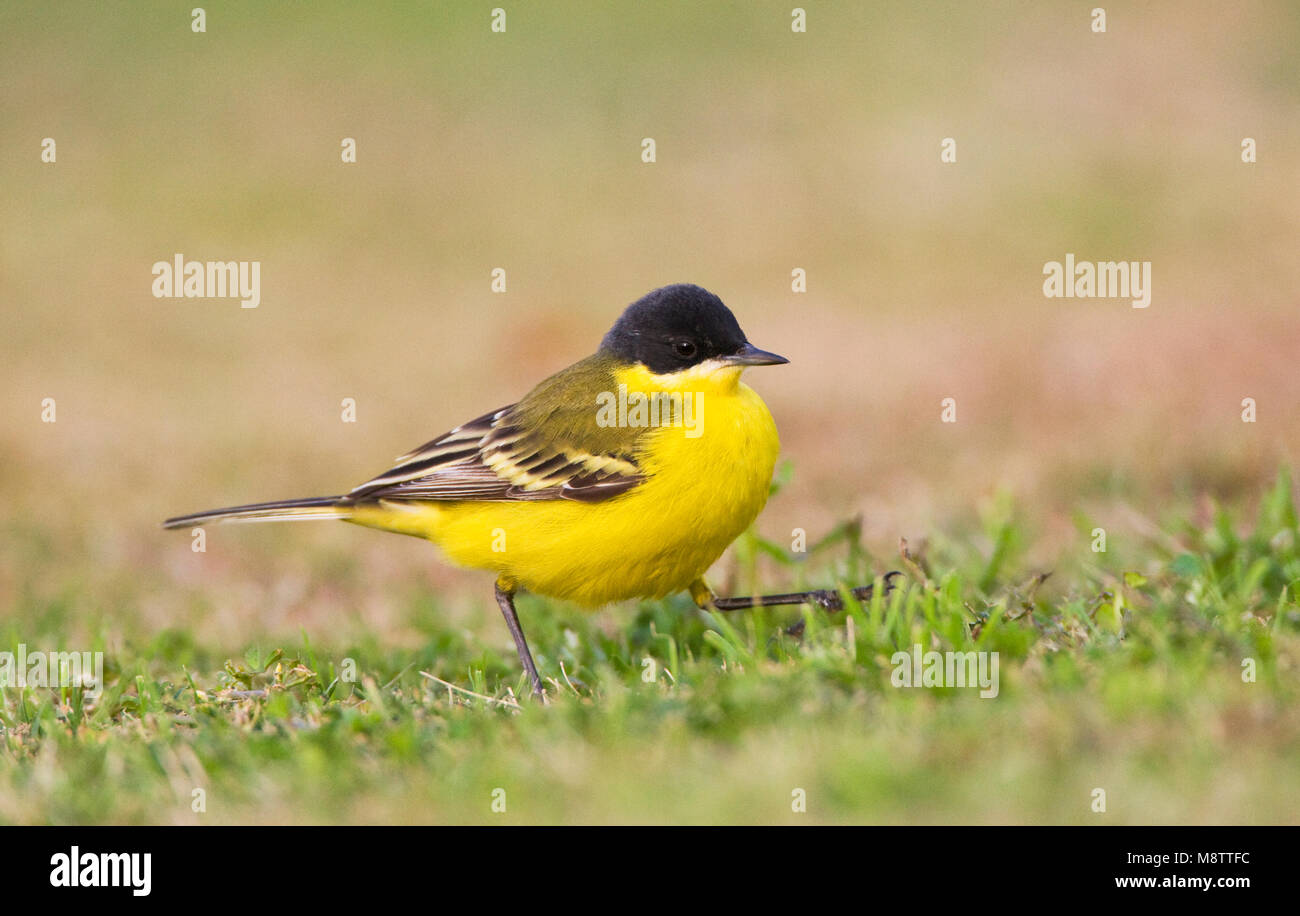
[162,496,348,529]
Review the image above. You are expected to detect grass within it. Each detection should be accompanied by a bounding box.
[2,468,1297,825]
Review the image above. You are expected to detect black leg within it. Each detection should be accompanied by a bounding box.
[699,571,903,612]
[494,580,545,699]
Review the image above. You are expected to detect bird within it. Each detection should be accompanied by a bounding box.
[164,284,894,698]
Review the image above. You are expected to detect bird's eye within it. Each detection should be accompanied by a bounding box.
[673,339,697,359]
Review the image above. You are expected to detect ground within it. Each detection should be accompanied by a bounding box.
[2,469,1297,824]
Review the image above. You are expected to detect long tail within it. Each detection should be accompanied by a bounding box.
[162,496,350,529]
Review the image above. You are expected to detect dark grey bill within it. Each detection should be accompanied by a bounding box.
[723,342,789,366]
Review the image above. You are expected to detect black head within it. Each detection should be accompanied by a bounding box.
[599,284,787,374]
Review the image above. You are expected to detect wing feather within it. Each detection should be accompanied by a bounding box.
[345,399,643,505]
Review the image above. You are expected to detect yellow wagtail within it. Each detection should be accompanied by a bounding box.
[165,284,894,697]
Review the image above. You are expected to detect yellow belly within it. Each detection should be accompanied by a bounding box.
[348,374,779,606]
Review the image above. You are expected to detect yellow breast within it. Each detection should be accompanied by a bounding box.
[355,363,780,606]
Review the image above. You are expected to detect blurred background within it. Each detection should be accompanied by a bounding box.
[2,0,1297,649]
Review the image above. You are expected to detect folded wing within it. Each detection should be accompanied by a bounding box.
[345,404,644,505]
